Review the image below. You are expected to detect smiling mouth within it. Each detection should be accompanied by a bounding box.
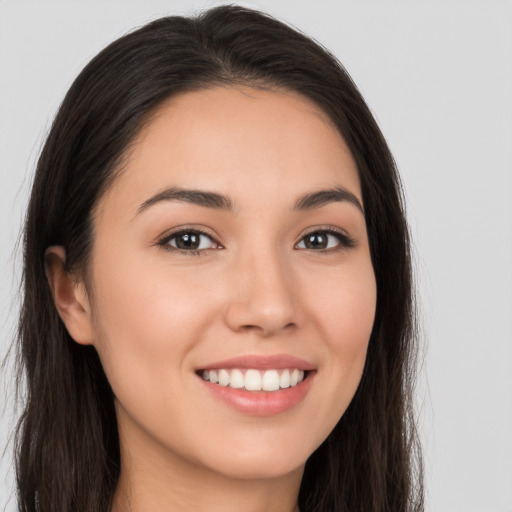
[196,368,311,391]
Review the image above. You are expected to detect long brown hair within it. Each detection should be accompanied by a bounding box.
[15,5,423,511]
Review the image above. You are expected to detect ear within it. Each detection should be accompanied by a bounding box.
[45,246,95,345]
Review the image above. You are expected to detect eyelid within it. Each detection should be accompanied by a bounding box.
[157,224,220,242]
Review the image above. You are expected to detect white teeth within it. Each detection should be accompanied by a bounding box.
[244,369,262,391]
[200,368,306,391]
[229,369,245,389]
[279,369,291,388]
[262,370,280,391]
[218,369,230,386]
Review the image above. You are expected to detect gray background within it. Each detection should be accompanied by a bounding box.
[1,1,511,511]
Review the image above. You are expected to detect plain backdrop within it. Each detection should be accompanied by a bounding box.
[1,1,511,511]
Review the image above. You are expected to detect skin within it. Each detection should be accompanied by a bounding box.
[47,86,377,512]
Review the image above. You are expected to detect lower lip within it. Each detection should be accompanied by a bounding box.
[197,372,315,416]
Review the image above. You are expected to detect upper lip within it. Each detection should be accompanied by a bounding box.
[197,353,316,371]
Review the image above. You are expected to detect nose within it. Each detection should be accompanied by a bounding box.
[223,247,299,337]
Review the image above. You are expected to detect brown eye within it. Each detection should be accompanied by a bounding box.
[167,231,216,251]
[296,230,355,250]
[301,232,330,249]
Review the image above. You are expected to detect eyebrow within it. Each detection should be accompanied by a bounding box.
[137,187,234,215]
[293,187,364,213]
[136,185,364,216]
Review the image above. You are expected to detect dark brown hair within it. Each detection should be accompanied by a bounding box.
[15,5,423,511]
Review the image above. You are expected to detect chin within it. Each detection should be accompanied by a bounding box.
[211,455,306,481]
[189,437,312,481]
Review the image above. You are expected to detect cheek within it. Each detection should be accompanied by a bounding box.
[88,253,219,406]
[306,256,376,353]
[302,258,376,421]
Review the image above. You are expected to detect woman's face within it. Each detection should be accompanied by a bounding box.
[86,86,376,480]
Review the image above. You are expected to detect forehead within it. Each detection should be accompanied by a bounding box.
[98,86,362,216]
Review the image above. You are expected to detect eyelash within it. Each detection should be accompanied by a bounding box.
[157,227,356,256]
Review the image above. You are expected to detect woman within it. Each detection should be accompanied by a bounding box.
[15,5,423,511]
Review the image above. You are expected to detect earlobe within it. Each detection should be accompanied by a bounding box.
[44,246,94,346]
